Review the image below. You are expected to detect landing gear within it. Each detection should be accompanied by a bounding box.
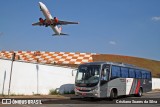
[45,24,48,27]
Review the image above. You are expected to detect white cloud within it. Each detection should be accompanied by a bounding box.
[109,41,116,45]
[151,16,160,21]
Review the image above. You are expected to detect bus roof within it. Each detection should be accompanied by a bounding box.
[80,61,150,72]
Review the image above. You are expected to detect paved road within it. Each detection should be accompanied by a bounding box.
[0,92,160,107]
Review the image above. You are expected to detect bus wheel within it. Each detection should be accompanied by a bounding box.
[135,88,143,97]
[110,89,117,100]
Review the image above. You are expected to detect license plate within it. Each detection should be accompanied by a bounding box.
[82,93,86,96]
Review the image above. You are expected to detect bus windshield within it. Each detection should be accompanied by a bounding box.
[75,65,100,85]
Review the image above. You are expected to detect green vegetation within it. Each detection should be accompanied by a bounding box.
[49,89,59,95]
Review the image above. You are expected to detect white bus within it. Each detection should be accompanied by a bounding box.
[74,62,152,99]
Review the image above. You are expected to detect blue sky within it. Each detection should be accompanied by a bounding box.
[0,0,160,61]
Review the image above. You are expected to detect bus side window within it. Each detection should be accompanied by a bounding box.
[142,70,147,79]
[147,72,151,80]
[111,66,120,78]
[129,69,135,78]
[135,69,142,79]
[121,67,129,78]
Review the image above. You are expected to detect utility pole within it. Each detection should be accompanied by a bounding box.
[2,70,6,96]
[8,52,16,97]
[36,64,39,95]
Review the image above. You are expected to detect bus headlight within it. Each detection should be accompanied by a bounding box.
[94,93,98,96]
[92,88,98,93]
[92,88,99,96]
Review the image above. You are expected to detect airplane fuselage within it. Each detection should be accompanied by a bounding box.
[39,2,61,35]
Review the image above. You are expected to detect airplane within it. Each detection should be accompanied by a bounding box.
[32,2,79,36]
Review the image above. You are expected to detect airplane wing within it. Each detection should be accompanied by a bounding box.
[56,20,79,25]
[32,18,79,26]
[32,22,42,26]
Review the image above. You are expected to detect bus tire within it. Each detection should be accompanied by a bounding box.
[135,87,143,97]
[110,89,117,100]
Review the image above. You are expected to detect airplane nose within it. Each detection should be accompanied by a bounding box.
[39,2,42,5]
[39,2,44,10]
[39,2,45,7]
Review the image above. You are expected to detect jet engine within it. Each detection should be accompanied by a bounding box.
[54,17,59,23]
[39,18,44,23]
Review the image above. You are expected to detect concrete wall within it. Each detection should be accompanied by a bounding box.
[0,59,76,95]
[152,78,160,90]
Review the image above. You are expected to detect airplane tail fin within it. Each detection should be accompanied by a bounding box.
[52,26,68,36]
[52,33,68,36]
[59,26,62,32]
[60,33,68,35]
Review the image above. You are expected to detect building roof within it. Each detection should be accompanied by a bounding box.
[0,51,96,65]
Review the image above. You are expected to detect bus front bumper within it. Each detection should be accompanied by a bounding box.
[75,90,99,98]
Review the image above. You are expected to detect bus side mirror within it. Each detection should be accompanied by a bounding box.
[104,68,107,75]
[104,68,109,76]
[72,69,77,76]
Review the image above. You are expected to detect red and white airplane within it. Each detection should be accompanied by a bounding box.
[32,2,79,36]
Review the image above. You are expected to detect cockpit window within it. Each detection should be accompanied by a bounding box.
[40,6,42,10]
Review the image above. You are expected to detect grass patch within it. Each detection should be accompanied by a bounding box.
[49,89,59,95]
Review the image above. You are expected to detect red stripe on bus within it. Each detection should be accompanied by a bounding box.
[135,80,140,94]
